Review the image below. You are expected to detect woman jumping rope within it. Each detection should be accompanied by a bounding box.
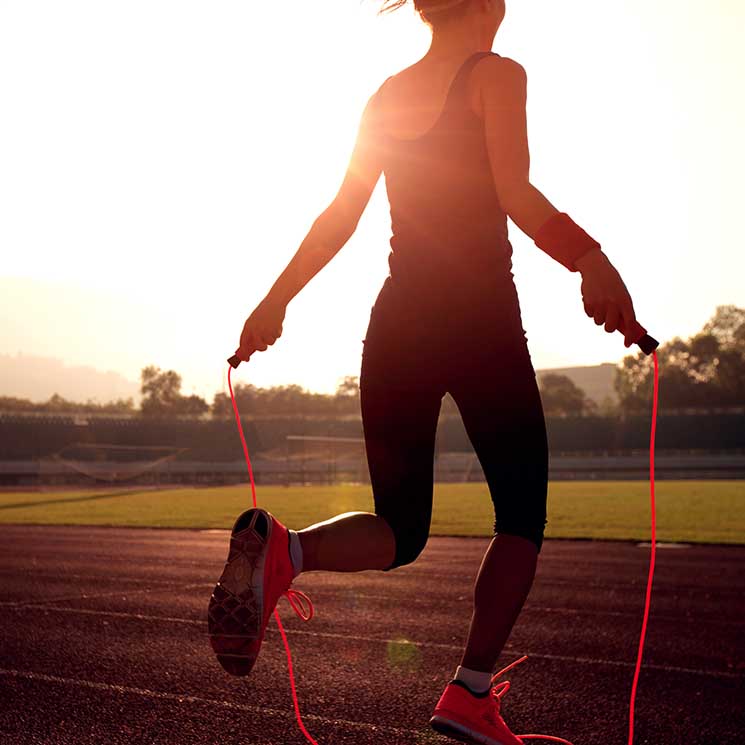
[208,1,647,743]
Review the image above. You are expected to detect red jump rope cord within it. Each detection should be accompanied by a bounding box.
[227,365,319,745]
[627,349,659,744]
[226,350,660,745]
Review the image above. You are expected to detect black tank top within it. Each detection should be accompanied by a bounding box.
[373,51,515,319]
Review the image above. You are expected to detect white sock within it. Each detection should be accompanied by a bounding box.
[454,665,492,694]
[287,529,303,579]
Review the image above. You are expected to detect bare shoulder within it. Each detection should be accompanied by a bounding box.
[470,55,527,116]
[380,61,422,97]
[473,54,526,82]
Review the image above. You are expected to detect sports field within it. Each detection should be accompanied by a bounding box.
[0,480,743,544]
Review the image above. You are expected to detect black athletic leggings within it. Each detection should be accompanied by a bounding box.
[360,276,548,571]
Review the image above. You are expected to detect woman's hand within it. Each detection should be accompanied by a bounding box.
[575,250,644,348]
[236,296,287,362]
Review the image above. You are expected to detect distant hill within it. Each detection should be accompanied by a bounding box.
[536,362,618,405]
[0,353,141,407]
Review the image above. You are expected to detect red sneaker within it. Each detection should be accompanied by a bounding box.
[430,656,529,745]
[207,507,313,676]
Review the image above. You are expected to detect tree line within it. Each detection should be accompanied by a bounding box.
[1,305,742,419]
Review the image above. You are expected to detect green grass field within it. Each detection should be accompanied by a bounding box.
[0,481,743,544]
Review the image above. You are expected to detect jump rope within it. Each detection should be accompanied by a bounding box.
[225,328,660,745]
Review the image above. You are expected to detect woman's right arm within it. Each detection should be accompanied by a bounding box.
[478,56,640,346]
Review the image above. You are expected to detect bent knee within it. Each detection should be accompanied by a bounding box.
[494,498,547,554]
[381,524,428,570]
[494,518,546,555]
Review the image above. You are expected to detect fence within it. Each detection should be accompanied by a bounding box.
[2,451,744,488]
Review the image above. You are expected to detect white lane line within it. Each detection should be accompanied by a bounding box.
[0,668,422,737]
[1,603,739,680]
[0,567,736,595]
[0,570,199,587]
[0,583,206,608]
[3,604,204,626]
[2,586,739,629]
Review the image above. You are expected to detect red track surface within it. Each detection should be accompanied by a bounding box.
[0,526,742,744]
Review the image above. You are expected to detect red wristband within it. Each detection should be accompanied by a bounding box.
[533,212,602,272]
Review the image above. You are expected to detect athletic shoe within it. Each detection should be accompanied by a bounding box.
[207,507,313,676]
[429,655,530,745]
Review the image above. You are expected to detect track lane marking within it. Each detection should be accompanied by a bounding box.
[0,603,739,680]
[0,583,206,608]
[0,668,423,737]
[0,565,739,596]
[1,586,739,628]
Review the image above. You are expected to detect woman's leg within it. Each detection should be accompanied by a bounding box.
[297,511,396,573]
[296,299,445,575]
[448,338,548,674]
[297,377,444,574]
[458,533,539,672]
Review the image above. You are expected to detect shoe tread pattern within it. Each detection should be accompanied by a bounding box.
[207,511,269,676]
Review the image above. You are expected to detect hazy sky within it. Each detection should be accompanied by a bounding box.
[1,0,743,402]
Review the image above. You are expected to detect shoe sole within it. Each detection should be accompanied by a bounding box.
[430,714,511,745]
[207,507,271,676]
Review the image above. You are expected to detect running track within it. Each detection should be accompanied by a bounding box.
[0,526,743,745]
